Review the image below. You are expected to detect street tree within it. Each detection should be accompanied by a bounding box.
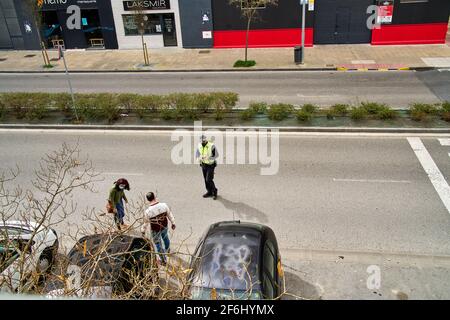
[134,7,151,66]
[0,143,98,293]
[25,0,52,67]
[229,0,278,64]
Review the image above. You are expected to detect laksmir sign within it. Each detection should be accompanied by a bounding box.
[123,0,171,11]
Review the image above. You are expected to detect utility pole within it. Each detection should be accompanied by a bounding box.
[59,46,79,121]
[300,0,307,64]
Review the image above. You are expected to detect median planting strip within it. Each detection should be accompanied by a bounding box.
[0,92,449,128]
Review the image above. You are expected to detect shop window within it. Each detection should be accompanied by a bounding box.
[82,10,104,48]
[122,14,162,36]
[42,10,63,49]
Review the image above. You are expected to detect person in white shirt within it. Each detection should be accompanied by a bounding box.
[141,192,176,264]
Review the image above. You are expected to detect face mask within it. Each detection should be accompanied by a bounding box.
[119,184,126,190]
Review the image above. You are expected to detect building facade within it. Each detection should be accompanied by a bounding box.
[179,0,450,48]
[0,0,39,49]
[111,0,183,49]
[0,0,118,50]
[1,0,449,51]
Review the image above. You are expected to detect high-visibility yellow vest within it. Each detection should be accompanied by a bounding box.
[198,142,215,165]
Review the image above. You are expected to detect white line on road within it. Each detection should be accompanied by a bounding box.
[408,137,450,215]
[79,171,143,176]
[101,172,144,176]
[438,138,450,146]
[333,178,411,183]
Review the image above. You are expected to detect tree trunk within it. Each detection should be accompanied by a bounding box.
[33,15,50,66]
[141,34,148,65]
[245,15,252,62]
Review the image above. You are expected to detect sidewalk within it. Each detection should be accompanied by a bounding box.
[0,44,449,72]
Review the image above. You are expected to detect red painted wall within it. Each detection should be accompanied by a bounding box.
[213,28,314,48]
[371,23,448,45]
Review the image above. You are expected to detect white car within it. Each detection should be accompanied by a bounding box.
[0,221,58,292]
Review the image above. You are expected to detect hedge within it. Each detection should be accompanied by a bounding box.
[0,92,239,122]
[0,93,448,124]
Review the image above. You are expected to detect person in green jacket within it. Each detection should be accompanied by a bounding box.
[108,178,130,230]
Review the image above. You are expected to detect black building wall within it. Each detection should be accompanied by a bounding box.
[0,0,40,50]
[212,0,314,30]
[179,0,213,48]
[391,0,450,25]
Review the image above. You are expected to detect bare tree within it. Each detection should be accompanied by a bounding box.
[25,0,52,67]
[0,143,98,293]
[134,8,150,66]
[229,0,278,62]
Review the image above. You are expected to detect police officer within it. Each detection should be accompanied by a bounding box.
[196,135,218,200]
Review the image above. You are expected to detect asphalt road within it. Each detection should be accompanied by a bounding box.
[0,70,449,107]
[1,130,450,299]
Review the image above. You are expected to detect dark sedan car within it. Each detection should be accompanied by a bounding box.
[187,221,284,300]
[46,233,157,298]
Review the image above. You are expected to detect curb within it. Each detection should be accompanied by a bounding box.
[1,124,449,134]
[336,66,436,72]
[0,67,339,73]
[0,66,436,74]
[337,67,411,72]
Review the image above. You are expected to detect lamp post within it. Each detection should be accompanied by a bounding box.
[59,46,79,122]
[300,0,307,64]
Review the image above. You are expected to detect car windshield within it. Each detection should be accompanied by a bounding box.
[191,230,261,292]
[0,227,33,237]
[0,246,20,273]
[190,286,262,300]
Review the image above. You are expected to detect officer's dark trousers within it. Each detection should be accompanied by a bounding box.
[202,164,217,195]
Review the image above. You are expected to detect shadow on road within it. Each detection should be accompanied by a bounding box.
[216,197,268,223]
[282,271,321,300]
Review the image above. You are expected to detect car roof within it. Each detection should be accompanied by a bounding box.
[66,233,150,287]
[208,221,270,235]
[0,221,40,232]
[190,221,271,292]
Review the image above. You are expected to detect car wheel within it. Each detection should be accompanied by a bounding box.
[38,241,58,274]
[38,253,52,274]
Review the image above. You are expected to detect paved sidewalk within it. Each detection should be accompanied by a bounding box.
[0,44,449,72]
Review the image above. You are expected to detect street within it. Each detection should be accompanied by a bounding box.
[0,129,450,299]
[0,70,449,107]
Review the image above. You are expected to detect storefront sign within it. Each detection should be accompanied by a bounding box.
[377,0,394,24]
[308,0,314,11]
[41,0,97,10]
[123,0,171,11]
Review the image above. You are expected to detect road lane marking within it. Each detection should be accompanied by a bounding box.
[333,178,411,183]
[78,171,143,176]
[408,137,450,215]
[101,172,143,176]
[438,138,450,146]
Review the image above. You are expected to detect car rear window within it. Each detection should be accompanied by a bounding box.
[191,231,261,291]
[0,227,33,236]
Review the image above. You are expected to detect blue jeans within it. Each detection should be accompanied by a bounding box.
[152,228,170,263]
[114,200,125,228]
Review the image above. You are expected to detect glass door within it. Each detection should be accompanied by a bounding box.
[162,13,177,47]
